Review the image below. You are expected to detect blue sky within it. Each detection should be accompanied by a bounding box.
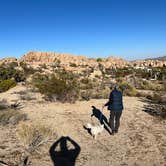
[0,0,166,60]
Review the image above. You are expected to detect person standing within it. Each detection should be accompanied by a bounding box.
[103,84,123,135]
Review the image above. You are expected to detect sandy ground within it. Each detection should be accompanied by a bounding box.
[0,85,166,166]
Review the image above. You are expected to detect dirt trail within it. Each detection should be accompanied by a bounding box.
[0,85,166,166]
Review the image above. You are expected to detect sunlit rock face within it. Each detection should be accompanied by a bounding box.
[20,51,128,68]
[0,57,17,65]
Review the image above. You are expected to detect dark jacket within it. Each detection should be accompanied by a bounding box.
[105,88,123,112]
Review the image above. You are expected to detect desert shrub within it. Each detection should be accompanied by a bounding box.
[91,88,110,99]
[95,74,100,79]
[0,64,26,82]
[0,65,16,80]
[52,58,61,68]
[134,69,151,79]
[9,62,18,68]
[80,78,94,90]
[0,109,27,125]
[161,106,166,119]
[162,81,166,91]
[20,62,36,76]
[17,122,57,153]
[96,58,102,62]
[20,93,36,101]
[13,70,26,82]
[115,67,133,77]
[0,79,16,92]
[15,90,36,101]
[80,87,110,100]
[0,99,8,110]
[56,69,79,80]
[70,63,77,67]
[118,82,138,96]
[146,93,166,104]
[32,72,79,103]
[80,78,90,84]
[116,77,124,83]
[82,68,94,77]
[39,64,47,69]
[80,91,91,101]
[138,80,161,91]
[80,82,93,90]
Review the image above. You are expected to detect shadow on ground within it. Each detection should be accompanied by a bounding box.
[0,160,8,165]
[49,136,81,166]
[90,106,112,135]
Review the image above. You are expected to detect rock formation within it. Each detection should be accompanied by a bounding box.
[131,59,166,67]
[19,51,128,68]
[0,57,17,65]
[0,51,166,69]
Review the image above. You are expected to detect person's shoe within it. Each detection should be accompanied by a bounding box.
[115,130,118,133]
[112,131,115,135]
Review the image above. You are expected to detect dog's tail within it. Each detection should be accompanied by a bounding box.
[86,123,92,129]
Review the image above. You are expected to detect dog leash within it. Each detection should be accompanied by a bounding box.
[99,108,104,123]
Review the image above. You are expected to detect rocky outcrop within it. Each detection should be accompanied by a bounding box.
[20,51,128,68]
[131,59,166,67]
[1,51,165,69]
[20,51,96,66]
[105,57,128,68]
[146,56,166,61]
[0,57,17,65]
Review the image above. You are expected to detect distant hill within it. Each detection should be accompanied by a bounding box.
[146,56,166,61]
[0,51,166,68]
[19,51,128,68]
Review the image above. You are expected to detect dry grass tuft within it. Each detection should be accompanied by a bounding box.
[17,122,57,153]
[0,109,27,125]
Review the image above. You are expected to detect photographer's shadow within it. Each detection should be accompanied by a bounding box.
[91,106,112,135]
[49,136,81,166]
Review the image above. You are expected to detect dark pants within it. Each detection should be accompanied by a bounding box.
[109,111,122,132]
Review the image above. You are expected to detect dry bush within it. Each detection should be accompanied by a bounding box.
[0,99,8,110]
[138,80,161,91]
[14,90,36,101]
[0,63,26,83]
[80,87,110,100]
[161,106,166,119]
[0,79,16,92]
[20,93,36,101]
[91,87,110,99]
[161,81,166,91]
[32,72,79,103]
[146,93,166,104]
[17,122,57,153]
[118,82,138,96]
[80,91,91,101]
[0,109,27,125]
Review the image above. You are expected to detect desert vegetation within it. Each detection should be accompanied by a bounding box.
[31,70,79,103]
[0,62,165,108]
[0,57,166,165]
[0,99,27,125]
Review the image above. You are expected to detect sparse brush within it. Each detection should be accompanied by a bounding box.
[0,79,16,93]
[80,91,91,101]
[146,93,166,104]
[20,93,36,101]
[118,81,138,96]
[32,72,79,103]
[138,80,161,91]
[0,109,27,125]
[16,122,57,165]
[0,99,8,110]
[17,122,57,153]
